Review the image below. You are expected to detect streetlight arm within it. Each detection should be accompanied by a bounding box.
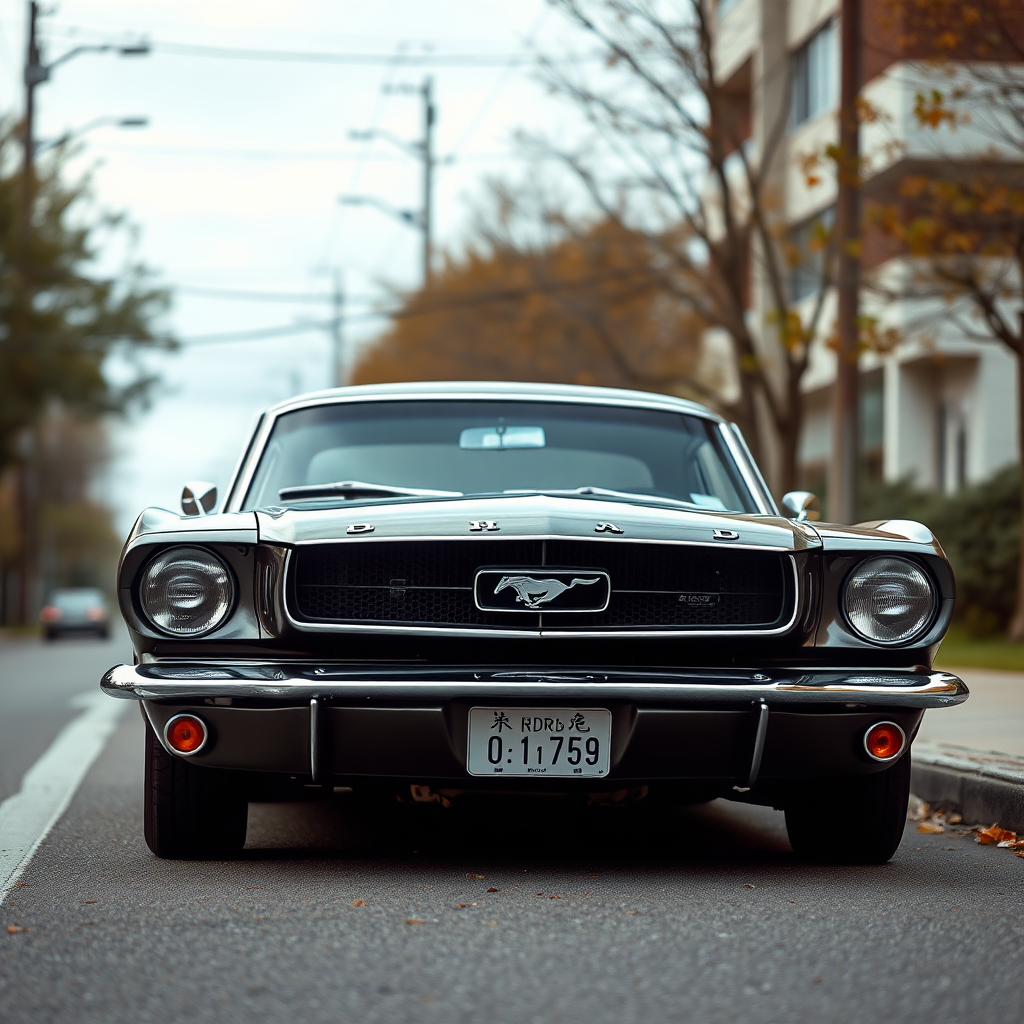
[348,128,423,159]
[35,115,149,155]
[339,194,422,228]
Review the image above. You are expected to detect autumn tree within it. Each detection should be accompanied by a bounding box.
[866,1,1024,636]
[353,212,714,399]
[0,121,172,621]
[519,0,835,490]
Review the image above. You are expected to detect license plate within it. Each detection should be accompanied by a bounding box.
[467,707,612,778]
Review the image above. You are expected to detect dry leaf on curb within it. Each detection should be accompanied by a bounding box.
[406,918,425,926]
[918,821,945,834]
[947,812,962,825]
[351,899,366,907]
[487,887,499,893]
[6,926,29,934]
[976,824,1016,845]
[466,873,485,880]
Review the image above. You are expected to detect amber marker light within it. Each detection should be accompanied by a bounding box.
[164,714,208,755]
[864,721,906,762]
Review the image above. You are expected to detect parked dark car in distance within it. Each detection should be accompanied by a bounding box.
[100,382,967,864]
[42,588,111,640]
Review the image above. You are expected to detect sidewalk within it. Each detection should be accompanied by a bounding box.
[913,667,1024,829]
[918,667,1024,757]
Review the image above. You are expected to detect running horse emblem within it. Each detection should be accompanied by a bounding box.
[493,574,601,610]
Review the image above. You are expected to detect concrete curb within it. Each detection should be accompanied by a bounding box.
[912,742,1024,832]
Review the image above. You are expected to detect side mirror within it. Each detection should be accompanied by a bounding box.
[182,481,217,517]
[781,490,820,522]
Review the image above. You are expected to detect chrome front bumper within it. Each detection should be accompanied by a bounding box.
[101,663,968,708]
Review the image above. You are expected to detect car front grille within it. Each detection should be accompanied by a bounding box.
[289,538,793,632]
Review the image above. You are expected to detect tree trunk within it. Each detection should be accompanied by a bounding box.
[1007,331,1024,641]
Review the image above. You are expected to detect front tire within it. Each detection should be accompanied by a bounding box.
[785,753,912,865]
[144,720,248,858]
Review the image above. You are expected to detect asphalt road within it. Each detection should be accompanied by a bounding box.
[1,639,1022,1024]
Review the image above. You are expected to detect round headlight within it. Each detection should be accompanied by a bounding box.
[140,546,234,636]
[842,556,935,645]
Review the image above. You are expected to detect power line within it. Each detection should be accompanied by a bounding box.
[152,40,576,67]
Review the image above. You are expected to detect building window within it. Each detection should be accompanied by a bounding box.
[788,207,834,302]
[791,19,838,127]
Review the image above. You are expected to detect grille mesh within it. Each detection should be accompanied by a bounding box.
[291,539,789,631]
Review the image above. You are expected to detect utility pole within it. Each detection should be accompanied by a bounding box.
[421,77,435,287]
[341,76,437,289]
[14,1,41,626]
[331,268,346,387]
[10,2,149,625]
[829,0,861,524]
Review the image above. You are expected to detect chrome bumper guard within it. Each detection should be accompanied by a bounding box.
[101,664,968,708]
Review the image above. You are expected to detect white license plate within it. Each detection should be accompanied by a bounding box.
[467,707,612,778]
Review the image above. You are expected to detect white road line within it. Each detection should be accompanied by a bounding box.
[0,690,126,905]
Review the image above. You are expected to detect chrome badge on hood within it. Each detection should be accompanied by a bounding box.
[474,570,611,613]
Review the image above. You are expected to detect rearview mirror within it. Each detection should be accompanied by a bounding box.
[181,481,217,517]
[781,490,820,522]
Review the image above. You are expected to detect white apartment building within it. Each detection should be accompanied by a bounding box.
[712,0,1020,494]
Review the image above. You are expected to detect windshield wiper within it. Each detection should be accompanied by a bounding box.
[502,486,703,510]
[279,480,463,501]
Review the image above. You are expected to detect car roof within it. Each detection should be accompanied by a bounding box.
[263,381,725,422]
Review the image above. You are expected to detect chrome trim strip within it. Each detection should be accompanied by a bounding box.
[286,534,798,553]
[227,391,730,514]
[102,664,969,709]
[745,700,769,788]
[282,550,801,638]
[310,697,321,782]
[721,422,777,516]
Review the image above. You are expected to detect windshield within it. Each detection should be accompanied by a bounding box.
[242,400,757,513]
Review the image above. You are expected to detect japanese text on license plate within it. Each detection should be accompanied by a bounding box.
[466,707,612,777]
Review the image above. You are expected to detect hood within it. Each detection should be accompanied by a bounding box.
[254,494,820,551]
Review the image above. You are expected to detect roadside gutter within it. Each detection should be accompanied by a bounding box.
[912,742,1024,833]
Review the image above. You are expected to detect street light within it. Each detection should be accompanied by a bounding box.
[35,116,149,155]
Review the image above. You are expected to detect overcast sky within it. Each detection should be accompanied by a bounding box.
[0,0,592,532]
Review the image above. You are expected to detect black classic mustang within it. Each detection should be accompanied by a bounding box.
[101,382,967,863]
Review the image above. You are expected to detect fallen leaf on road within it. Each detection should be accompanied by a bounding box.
[745,883,756,889]
[976,824,1016,845]
[947,812,962,825]
[466,873,485,880]
[488,920,497,926]
[6,926,29,934]
[15,883,28,888]
[487,888,499,893]
[549,894,562,900]
[628,910,639,915]
[81,900,99,905]
[406,918,425,926]
[351,900,366,907]
[918,821,945,834]
[908,797,931,821]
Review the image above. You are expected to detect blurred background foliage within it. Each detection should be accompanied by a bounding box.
[353,201,717,402]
